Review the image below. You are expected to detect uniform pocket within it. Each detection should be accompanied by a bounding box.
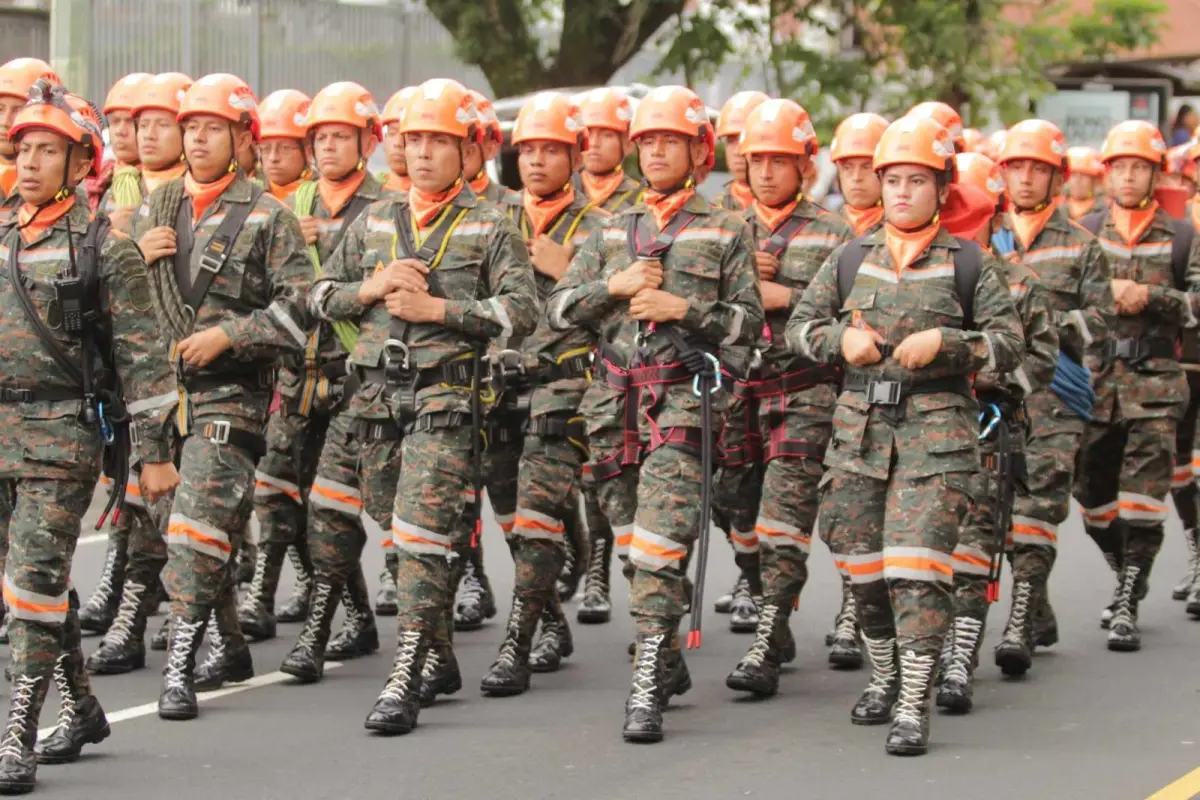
[20,404,89,466]
[919,286,965,328]
[829,392,869,453]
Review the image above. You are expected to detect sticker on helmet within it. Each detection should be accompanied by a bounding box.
[932,136,955,158]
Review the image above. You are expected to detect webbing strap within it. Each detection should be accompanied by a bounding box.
[176,186,265,312]
[759,214,810,258]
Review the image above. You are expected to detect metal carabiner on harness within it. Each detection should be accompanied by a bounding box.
[384,339,411,371]
[693,352,723,397]
[97,400,115,444]
[978,402,1002,441]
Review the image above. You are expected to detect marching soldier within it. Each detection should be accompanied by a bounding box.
[95,73,151,216]
[577,88,643,215]
[832,113,889,236]
[713,91,768,212]
[1065,146,1107,221]
[379,87,416,195]
[0,60,60,217]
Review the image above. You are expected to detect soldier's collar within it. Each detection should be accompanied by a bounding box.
[220,175,257,204]
[356,171,384,202]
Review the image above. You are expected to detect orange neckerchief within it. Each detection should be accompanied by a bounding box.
[754,197,800,235]
[884,221,941,272]
[468,170,491,197]
[581,169,626,206]
[0,161,15,200]
[18,196,76,244]
[318,169,366,219]
[1008,203,1058,251]
[384,172,411,193]
[643,187,695,231]
[143,161,188,194]
[729,180,754,210]
[523,184,576,239]
[269,177,306,202]
[184,171,237,223]
[843,203,883,236]
[1110,200,1158,246]
[409,179,463,228]
[1067,197,1096,221]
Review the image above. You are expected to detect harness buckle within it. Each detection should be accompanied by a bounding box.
[864,380,902,406]
[198,236,231,274]
[203,420,231,445]
[384,339,411,371]
[1111,338,1143,362]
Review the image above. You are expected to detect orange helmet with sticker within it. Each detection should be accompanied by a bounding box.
[399,78,479,143]
[512,91,587,150]
[0,58,60,101]
[307,81,381,139]
[907,101,965,151]
[739,98,817,158]
[103,73,153,114]
[1100,120,1167,168]
[874,115,957,180]
[831,112,889,162]
[716,90,769,139]
[10,80,104,176]
[178,73,260,142]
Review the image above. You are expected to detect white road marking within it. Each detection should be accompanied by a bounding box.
[78,532,109,546]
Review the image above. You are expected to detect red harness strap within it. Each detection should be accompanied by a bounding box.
[742,362,841,463]
[720,368,763,467]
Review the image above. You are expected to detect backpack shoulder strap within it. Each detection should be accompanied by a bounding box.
[1171,217,1194,291]
[332,193,372,253]
[951,237,983,331]
[183,185,265,311]
[1079,210,1106,236]
[834,236,872,307]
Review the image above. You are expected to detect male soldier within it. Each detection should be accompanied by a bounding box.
[465,90,516,206]
[0,82,178,793]
[1065,146,1107,221]
[549,85,763,743]
[1075,120,1200,651]
[95,73,151,216]
[712,91,768,212]
[379,87,416,195]
[937,150,1060,713]
[984,121,1112,671]
[723,99,854,700]
[476,92,607,696]
[0,60,60,220]
[832,113,889,237]
[787,116,1024,755]
[258,90,313,201]
[577,88,643,215]
[1173,136,1200,615]
[131,73,312,720]
[304,79,536,736]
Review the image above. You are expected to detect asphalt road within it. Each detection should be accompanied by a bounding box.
[18,492,1200,800]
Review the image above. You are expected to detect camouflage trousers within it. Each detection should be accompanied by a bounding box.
[585,426,639,582]
[117,464,170,588]
[713,390,764,591]
[1169,372,1200,538]
[253,399,328,551]
[0,478,94,697]
[1075,413,1177,576]
[819,467,971,659]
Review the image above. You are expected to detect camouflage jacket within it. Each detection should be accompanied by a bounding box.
[548,191,764,433]
[975,258,1058,404]
[714,180,752,213]
[0,200,176,480]
[310,185,539,421]
[785,227,1025,481]
[501,191,608,418]
[579,171,644,215]
[477,178,520,208]
[132,175,313,429]
[1090,207,1199,421]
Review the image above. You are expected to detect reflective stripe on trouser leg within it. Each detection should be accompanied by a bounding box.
[819,468,892,637]
[513,434,580,596]
[307,412,373,585]
[1119,415,1176,573]
[954,470,1000,622]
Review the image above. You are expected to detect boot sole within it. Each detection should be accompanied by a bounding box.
[481,681,530,697]
[995,651,1031,676]
[885,742,928,756]
[364,719,415,735]
[729,620,757,634]
[36,724,112,764]
[935,693,972,714]
[576,609,611,625]
[374,606,398,617]
[196,669,254,693]
[828,652,864,670]
[1172,588,1189,601]
[1107,639,1141,652]
[241,626,276,642]
[326,646,379,662]
[1187,603,1200,619]
[157,707,198,721]
[86,655,146,675]
[280,664,322,684]
[0,778,35,795]
[622,729,664,743]
[725,675,777,697]
[528,660,562,674]
[276,614,307,624]
[453,620,485,632]
[851,712,892,726]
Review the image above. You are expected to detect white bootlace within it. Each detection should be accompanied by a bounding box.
[457,561,485,612]
[861,635,898,697]
[238,550,270,616]
[163,619,204,691]
[379,630,423,703]
[740,604,779,668]
[893,650,935,726]
[582,540,610,601]
[628,634,665,712]
[534,614,561,656]
[51,653,76,730]
[340,585,365,631]
[941,616,983,686]
[493,599,525,669]
[287,545,311,590]
[102,581,146,648]
[1110,566,1141,630]
[833,594,858,644]
[1001,581,1033,646]
[83,547,118,612]
[0,675,39,759]
[294,583,333,655]
[198,610,226,673]
[378,567,397,593]
[1186,532,1200,585]
[420,647,441,682]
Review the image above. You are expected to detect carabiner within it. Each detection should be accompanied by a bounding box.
[978,402,1001,441]
[97,401,115,445]
[693,352,723,397]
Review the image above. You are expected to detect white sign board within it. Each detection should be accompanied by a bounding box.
[1036,90,1131,149]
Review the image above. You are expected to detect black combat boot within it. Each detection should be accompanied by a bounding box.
[0,674,45,794]
[79,542,126,635]
[481,596,540,697]
[453,560,497,631]
[1187,563,1200,618]
[826,580,853,646]
[150,615,170,651]
[375,551,399,616]
[365,629,429,735]
[194,611,254,692]
[326,576,380,661]
[851,634,899,725]
[1107,564,1144,652]
[885,649,938,756]
[1173,528,1199,600]
[280,581,338,683]
[418,640,461,707]
[623,632,668,743]
[576,533,612,624]
[728,580,759,634]
[662,636,692,704]
[236,541,256,586]
[829,591,863,669]
[726,602,785,697]
[936,616,984,714]
[35,653,110,764]
[276,544,312,624]
[528,604,574,673]
[237,542,286,641]
[1033,593,1059,648]
[714,574,746,615]
[556,508,587,602]
[85,580,150,675]
[157,615,208,720]
[994,580,1035,675]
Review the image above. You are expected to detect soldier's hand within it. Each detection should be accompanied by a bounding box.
[387,258,432,294]
[299,216,321,246]
[629,288,688,322]
[530,237,574,281]
[1113,280,1149,315]
[140,461,180,504]
[761,280,792,312]
[108,206,135,233]
[176,326,233,368]
[894,328,943,369]
[359,260,414,304]
[841,325,885,366]
[385,289,446,323]
[138,226,176,263]
[607,259,663,298]
[754,251,778,280]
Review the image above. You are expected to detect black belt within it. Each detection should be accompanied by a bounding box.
[363,361,475,392]
[355,419,403,442]
[183,367,276,395]
[405,411,472,435]
[527,413,584,441]
[192,419,267,459]
[1107,337,1175,364]
[843,373,971,423]
[0,386,80,403]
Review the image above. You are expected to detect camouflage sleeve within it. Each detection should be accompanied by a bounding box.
[309,213,369,323]
[219,206,314,359]
[1183,232,1200,327]
[1146,232,1198,327]
[546,227,617,332]
[782,219,852,315]
[102,235,176,464]
[1017,280,1059,395]
[783,248,846,363]
[679,220,763,347]
[442,214,538,340]
[940,256,1024,375]
[1070,239,1113,371]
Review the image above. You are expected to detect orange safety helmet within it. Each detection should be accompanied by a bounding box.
[962,127,984,153]
[578,87,633,133]
[979,129,1006,160]
[1067,146,1104,178]
[630,85,712,144]
[10,80,104,177]
[178,73,260,142]
[1100,120,1167,168]
[307,81,381,139]
[955,152,1005,207]
[907,101,965,151]
[874,115,957,179]
[399,78,479,142]
[512,91,587,150]
[716,90,769,139]
[0,58,60,101]
[739,98,817,158]
[131,72,193,118]
[468,89,502,145]
[103,73,153,114]
[1168,142,1197,180]
[997,119,1069,175]
[381,86,417,128]
[258,89,311,141]
[830,112,889,162]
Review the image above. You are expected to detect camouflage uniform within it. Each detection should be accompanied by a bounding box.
[308,185,537,731]
[583,172,644,215]
[1074,208,1199,650]
[0,201,175,773]
[713,180,753,213]
[548,191,763,737]
[787,229,1024,746]
[131,175,313,718]
[724,200,853,694]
